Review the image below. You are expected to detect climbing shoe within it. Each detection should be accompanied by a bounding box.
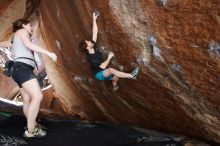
[36,123,47,130]
[130,67,140,79]
[112,85,119,92]
[23,126,47,138]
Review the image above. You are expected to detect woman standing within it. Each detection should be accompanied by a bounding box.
[11,18,57,138]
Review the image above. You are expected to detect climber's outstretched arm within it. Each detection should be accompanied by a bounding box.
[92,12,99,43]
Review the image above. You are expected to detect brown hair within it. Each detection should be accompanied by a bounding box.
[79,40,96,53]
[79,40,88,53]
[12,19,30,32]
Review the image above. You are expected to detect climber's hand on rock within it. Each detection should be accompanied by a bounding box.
[93,12,99,21]
[108,52,114,59]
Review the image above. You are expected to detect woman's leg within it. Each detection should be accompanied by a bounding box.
[21,78,43,133]
[20,88,31,118]
[103,68,132,78]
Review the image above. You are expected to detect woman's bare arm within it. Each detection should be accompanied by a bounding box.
[17,29,57,62]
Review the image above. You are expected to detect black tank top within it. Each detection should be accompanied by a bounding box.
[87,49,104,74]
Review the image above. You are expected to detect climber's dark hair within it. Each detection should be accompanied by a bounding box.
[12,19,30,32]
[79,41,88,53]
[79,40,96,53]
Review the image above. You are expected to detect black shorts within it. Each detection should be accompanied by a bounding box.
[11,62,36,88]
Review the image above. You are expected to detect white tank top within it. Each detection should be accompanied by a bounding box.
[13,35,36,68]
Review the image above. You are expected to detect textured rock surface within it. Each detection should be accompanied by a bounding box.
[0,0,26,98]
[0,0,219,145]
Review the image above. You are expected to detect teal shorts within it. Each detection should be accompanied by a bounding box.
[95,70,113,80]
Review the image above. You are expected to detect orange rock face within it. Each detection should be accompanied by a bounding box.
[0,0,26,98]
[0,0,220,144]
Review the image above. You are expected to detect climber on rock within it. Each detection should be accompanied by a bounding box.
[79,12,139,92]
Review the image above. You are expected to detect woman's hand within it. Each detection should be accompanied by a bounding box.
[48,52,57,62]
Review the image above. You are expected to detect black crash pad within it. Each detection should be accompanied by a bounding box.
[0,115,183,146]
